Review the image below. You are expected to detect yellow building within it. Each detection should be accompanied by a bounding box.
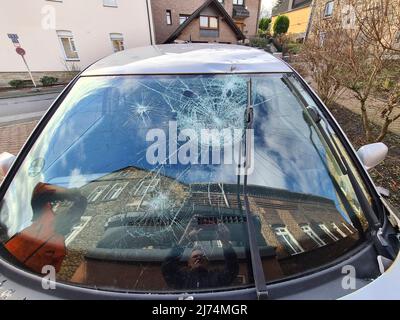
[271,0,313,40]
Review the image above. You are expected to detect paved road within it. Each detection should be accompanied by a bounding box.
[0,93,58,124]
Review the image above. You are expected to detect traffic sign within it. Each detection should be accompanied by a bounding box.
[8,36,37,88]
[7,33,19,44]
[16,47,26,56]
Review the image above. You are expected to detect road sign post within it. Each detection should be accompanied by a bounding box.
[8,34,38,89]
[15,48,38,88]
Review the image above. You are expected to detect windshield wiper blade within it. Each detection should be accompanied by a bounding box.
[303,110,364,235]
[237,79,269,300]
[282,76,382,230]
[282,76,396,258]
[303,105,397,258]
[304,106,382,230]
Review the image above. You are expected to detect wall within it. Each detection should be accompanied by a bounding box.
[238,0,262,38]
[0,0,154,76]
[271,6,312,37]
[151,0,206,44]
[0,71,78,88]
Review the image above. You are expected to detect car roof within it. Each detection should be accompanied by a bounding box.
[82,44,292,76]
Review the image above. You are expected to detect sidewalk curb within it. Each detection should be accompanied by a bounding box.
[0,118,40,128]
[0,87,64,100]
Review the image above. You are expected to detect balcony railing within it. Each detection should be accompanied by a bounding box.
[232,5,250,19]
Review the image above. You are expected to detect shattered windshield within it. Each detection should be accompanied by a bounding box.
[0,74,368,293]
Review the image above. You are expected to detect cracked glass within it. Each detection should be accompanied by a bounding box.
[0,74,368,293]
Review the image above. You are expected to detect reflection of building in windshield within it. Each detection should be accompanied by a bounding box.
[55,166,360,290]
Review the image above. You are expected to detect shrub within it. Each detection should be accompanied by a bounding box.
[8,80,26,89]
[287,42,302,55]
[249,37,270,49]
[258,17,271,32]
[40,76,58,87]
[273,15,290,36]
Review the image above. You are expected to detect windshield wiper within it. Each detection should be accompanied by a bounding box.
[307,108,398,259]
[237,79,269,300]
[282,76,397,258]
[303,109,365,235]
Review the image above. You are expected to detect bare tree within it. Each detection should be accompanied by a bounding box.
[301,17,347,106]
[303,0,400,142]
[353,0,400,54]
[376,72,400,141]
[343,0,400,142]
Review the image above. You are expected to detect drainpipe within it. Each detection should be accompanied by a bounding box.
[256,0,262,37]
[146,0,155,45]
[305,0,316,42]
[288,0,295,11]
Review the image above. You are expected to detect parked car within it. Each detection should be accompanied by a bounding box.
[0,44,399,300]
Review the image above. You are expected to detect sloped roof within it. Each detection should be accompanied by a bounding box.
[272,0,312,16]
[164,0,246,44]
[272,0,290,16]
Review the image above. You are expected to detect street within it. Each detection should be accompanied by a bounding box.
[0,92,58,124]
[0,92,59,156]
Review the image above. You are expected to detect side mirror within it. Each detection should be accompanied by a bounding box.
[357,143,388,170]
[0,152,16,177]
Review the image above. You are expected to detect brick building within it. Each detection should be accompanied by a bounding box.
[150,0,262,44]
[54,166,360,290]
[308,0,400,47]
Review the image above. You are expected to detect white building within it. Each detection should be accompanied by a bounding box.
[0,0,155,87]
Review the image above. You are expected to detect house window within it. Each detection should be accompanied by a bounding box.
[110,33,124,52]
[324,1,334,17]
[134,179,160,196]
[57,31,79,60]
[292,0,310,9]
[87,185,109,203]
[395,31,400,43]
[319,223,339,241]
[166,10,172,25]
[200,16,219,30]
[342,223,354,234]
[233,0,244,5]
[331,223,347,238]
[319,31,327,46]
[103,0,117,7]
[179,14,190,25]
[274,226,304,255]
[65,216,92,246]
[103,182,129,201]
[301,225,326,247]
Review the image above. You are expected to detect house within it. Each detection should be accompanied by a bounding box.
[307,0,344,31]
[307,0,400,50]
[0,0,155,87]
[271,0,313,41]
[150,0,262,44]
[54,166,359,289]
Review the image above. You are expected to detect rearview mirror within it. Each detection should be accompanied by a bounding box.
[357,143,388,170]
[0,152,16,176]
